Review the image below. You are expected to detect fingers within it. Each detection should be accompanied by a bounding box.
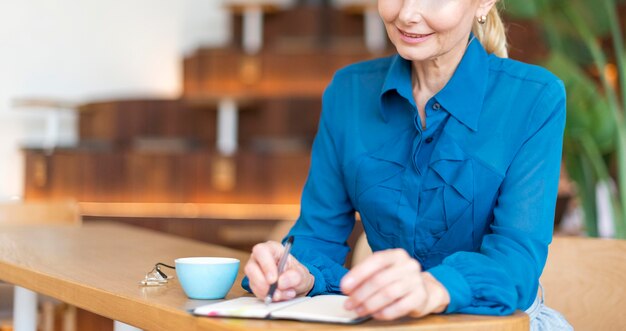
[344,263,407,310]
[245,241,283,299]
[252,241,283,283]
[349,262,423,317]
[342,249,415,294]
[270,270,300,301]
[244,259,269,299]
[415,272,450,315]
[244,241,314,302]
[277,261,314,299]
[373,291,427,320]
[341,251,397,295]
[364,276,428,319]
[277,269,302,290]
[272,288,296,301]
[342,249,431,320]
[285,256,315,295]
[357,280,408,316]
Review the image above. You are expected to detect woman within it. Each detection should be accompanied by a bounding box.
[243,0,571,328]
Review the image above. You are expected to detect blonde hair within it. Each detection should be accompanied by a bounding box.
[472,2,508,58]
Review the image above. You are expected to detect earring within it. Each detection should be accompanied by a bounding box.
[477,15,487,25]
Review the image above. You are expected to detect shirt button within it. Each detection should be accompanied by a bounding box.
[425,137,434,144]
[432,103,441,111]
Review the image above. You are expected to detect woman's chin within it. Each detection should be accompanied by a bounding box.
[394,48,435,62]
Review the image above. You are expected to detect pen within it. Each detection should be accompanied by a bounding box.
[265,235,294,305]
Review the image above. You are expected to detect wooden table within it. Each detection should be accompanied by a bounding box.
[0,222,528,331]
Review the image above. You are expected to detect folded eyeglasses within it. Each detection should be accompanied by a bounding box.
[140,263,175,286]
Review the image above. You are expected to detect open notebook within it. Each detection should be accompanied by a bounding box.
[193,295,369,324]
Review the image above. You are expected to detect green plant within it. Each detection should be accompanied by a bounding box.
[505,0,626,238]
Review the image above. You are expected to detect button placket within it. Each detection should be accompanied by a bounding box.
[412,132,423,175]
[413,113,423,132]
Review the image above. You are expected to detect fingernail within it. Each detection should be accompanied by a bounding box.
[342,277,354,290]
[356,307,365,315]
[344,300,353,310]
[267,273,275,282]
[285,290,296,298]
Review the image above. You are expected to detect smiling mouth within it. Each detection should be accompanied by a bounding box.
[399,29,433,39]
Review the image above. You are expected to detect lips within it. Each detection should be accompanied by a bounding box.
[396,27,434,44]
[399,29,433,39]
[400,30,432,38]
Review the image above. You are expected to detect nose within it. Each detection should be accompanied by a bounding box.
[398,0,423,25]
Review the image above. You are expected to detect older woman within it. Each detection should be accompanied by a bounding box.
[243,0,571,328]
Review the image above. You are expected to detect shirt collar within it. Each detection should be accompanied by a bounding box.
[379,35,490,131]
[380,54,415,122]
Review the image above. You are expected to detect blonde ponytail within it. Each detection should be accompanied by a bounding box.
[472,3,508,58]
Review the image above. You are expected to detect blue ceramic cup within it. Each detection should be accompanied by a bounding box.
[175,257,240,300]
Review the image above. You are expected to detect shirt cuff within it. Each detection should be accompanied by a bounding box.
[428,264,472,313]
[241,275,252,293]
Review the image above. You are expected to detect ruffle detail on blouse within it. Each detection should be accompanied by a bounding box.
[355,129,413,246]
[416,133,474,255]
[427,135,473,201]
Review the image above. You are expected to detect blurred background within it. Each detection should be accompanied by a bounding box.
[5,0,626,245]
[2,0,626,329]
[2,0,626,325]
[0,0,227,198]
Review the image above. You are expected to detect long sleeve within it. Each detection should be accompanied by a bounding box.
[242,79,356,295]
[428,80,567,314]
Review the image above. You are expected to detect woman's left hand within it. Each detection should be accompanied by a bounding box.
[340,248,450,320]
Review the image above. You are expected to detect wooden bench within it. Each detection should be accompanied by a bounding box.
[541,236,626,330]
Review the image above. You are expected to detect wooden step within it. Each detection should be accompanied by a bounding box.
[78,97,322,148]
[23,148,311,204]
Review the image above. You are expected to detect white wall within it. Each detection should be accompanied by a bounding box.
[0,0,231,198]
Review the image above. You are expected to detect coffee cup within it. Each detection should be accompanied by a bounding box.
[175,257,239,300]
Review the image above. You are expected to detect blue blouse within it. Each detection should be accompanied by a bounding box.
[244,38,566,315]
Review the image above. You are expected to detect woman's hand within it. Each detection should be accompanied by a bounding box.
[244,241,315,302]
[341,249,450,320]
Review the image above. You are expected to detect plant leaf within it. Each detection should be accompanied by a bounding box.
[544,52,616,153]
[503,0,538,19]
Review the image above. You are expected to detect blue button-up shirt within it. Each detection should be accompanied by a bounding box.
[244,38,566,315]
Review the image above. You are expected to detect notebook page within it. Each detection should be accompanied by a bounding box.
[193,297,309,319]
[269,295,364,324]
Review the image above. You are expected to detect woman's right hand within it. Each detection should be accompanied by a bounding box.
[244,240,315,302]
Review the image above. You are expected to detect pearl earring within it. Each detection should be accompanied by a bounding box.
[477,15,487,25]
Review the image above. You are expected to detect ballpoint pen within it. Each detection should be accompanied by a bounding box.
[265,235,294,305]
